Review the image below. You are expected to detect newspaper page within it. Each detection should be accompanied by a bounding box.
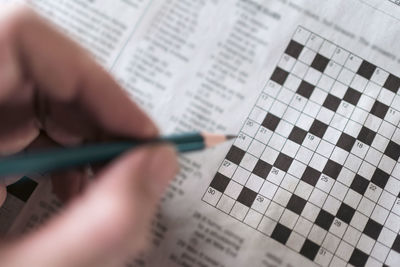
[1,0,400,266]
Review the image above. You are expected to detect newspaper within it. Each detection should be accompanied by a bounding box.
[1,0,400,266]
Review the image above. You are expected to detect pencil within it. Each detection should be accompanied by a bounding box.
[0,132,235,177]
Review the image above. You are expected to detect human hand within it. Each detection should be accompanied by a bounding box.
[0,6,178,267]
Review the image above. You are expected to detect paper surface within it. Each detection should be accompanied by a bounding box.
[1,0,400,266]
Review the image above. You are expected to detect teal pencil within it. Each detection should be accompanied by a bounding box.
[0,132,235,178]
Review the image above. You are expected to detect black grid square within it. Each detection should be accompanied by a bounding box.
[384,74,400,93]
[237,187,257,207]
[271,67,289,85]
[271,223,291,244]
[392,235,400,253]
[350,174,369,195]
[311,54,329,72]
[343,87,361,106]
[370,101,389,119]
[357,126,376,146]
[253,159,272,179]
[210,173,230,193]
[297,81,315,99]
[337,132,356,152]
[285,40,304,59]
[384,140,400,161]
[274,153,293,172]
[6,177,37,202]
[357,60,376,79]
[322,160,342,180]
[363,219,383,239]
[226,146,246,165]
[323,94,341,112]
[300,239,320,261]
[315,209,335,230]
[262,113,281,131]
[301,166,321,186]
[336,203,356,224]
[371,168,390,189]
[309,120,328,138]
[286,194,307,215]
[349,248,369,267]
[288,126,307,144]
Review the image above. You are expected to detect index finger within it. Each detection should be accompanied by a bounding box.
[0,7,157,145]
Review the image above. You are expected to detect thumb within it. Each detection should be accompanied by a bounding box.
[0,145,178,267]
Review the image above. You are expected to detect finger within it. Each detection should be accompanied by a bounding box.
[0,145,178,267]
[0,184,6,207]
[0,7,157,150]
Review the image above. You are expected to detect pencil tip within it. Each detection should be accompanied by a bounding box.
[226,135,236,140]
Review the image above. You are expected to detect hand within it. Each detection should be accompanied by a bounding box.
[0,6,178,267]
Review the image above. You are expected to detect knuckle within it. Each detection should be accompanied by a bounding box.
[0,6,36,41]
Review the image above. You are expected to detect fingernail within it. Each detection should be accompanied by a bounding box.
[146,145,178,195]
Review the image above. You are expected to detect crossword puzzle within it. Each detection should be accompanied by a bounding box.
[202,26,400,266]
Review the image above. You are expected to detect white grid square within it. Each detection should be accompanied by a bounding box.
[240,153,258,172]
[344,154,362,172]
[258,216,277,235]
[232,166,250,185]
[316,107,334,124]
[273,188,291,207]
[285,74,302,91]
[309,153,328,172]
[242,119,259,137]
[246,174,264,192]
[386,108,400,128]
[316,140,335,157]
[351,141,369,160]
[265,81,282,98]
[330,81,348,99]
[344,120,362,137]
[268,133,286,151]
[270,100,287,118]
[323,126,341,144]
[343,226,362,246]
[288,159,306,178]
[331,48,349,65]
[337,68,355,85]
[255,127,273,145]
[280,174,299,193]
[308,225,327,245]
[218,160,237,178]
[385,213,400,233]
[343,189,362,209]
[337,167,355,187]
[265,201,285,221]
[358,94,375,111]
[385,177,400,199]
[364,114,382,132]
[323,195,341,214]
[351,107,368,125]
[370,68,389,86]
[330,113,347,131]
[230,202,249,221]
[252,195,270,214]
[316,175,334,193]
[329,218,347,239]
[378,121,396,139]
[261,146,279,165]
[302,202,321,221]
[267,167,285,185]
[371,205,389,224]
[378,155,396,174]
[358,161,375,181]
[315,248,333,266]
[365,147,382,166]
[319,41,336,58]
[356,234,375,254]
[322,232,341,253]
[364,183,382,202]
[309,188,328,208]
[378,88,395,106]
[275,120,293,138]
[336,241,353,261]
[244,209,263,228]
[280,209,299,229]
[317,74,335,92]
[303,100,321,118]
[277,87,295,105]
[358,196,375,217]
[372,134,390,153]
[336,101,354,118]
[294,216,313,236]
[286,232,306,252]
[257,93,274,111]
[292,61,308,79]
[296,146,314,165]
[234,133,252,151]
[279,54,296,72]
[306,34,324,51]
[295,181,314,199]
[224,180,243,199]
[249,106,267,124]
[371,242,390,262]
[324,60,342,79]
[345,55,363,72]
[364,81,381,98]
[330,181,348,201]
[282,140,300,158]
[299,47,317,65]
[304,67,322,85]
[217,194,235,213]
[293,28,311,44]
[350,74,368,92]
[259,181,278,199]
[203,189,222,206]
[377,227,397,247]
[350,211,369,231]
[283,107,300,124]
[330,147,349,165]
[248,139,266,158]
[296,113,314,131]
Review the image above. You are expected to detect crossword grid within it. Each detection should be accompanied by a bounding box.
[202,26,400,267]
[389,0,400,6]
